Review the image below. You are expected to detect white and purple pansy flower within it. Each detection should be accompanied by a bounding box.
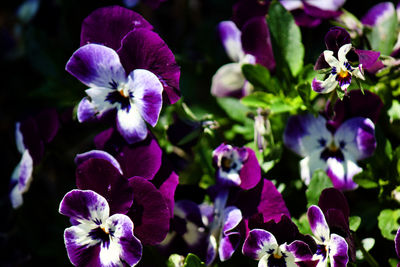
[59,189,142,266]
[75,149,172,246]
[312,43,364,94]
[66,43,163,144]
[307,205,349,267]
[242,229,313,267]
[80,6,181,105]
[284,114,376,190]
[10,108,59,209]
[212,143,261,190]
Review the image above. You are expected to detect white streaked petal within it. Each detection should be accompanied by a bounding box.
[307,205,330,244]
[312,75,338,94]
[352,64,365,80]
[116,104,148,144]
[99,240,123,267]
[323,50,340,69]
[300,150,328,185]
[211,63,247,97]
[10,150,33,209]
[218,21,245,62]
[338,44,352,63]
[15,122,25,153]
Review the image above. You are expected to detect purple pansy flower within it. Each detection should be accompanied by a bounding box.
[59,189,142,266]
[211,13,275,98]
[307,205,349,266]
[212,143,261,190]
[284,114,376,190]
[66,43,163,144]
[80,6,181,105]
[75,150,171,245]
[10,108,59,209]
[280,0,345,27]
[242,228,314,267]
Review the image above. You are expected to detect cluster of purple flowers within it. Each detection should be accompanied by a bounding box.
[8,0,400,266]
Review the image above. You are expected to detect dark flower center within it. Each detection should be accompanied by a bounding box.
[320,143,345,162]
[105,90,133,112]
[316,244,328,260]
[267,251,288,267]
[88,225,113,248]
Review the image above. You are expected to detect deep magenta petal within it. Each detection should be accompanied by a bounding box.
[127,177,170,245]
[238,148,261,190]
[75,158,133,215]
[80,5,153,51]
[118,29,181,104]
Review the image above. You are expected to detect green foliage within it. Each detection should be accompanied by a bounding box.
[184,254,206,267]
[388,99,400,122]
[267,1,304,77]
[349,216,362,232]
[241,92,302,114]
[378,209,400,240]
[241,64,277,93]
[305,170,333,207]
[366,6,398,55]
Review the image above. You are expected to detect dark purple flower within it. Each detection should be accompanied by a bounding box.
[10,108,59,209]
[212,143,261,190]
[59,189,142,266]
[75,150,171,245]
[66,44,163,144]
[284,114,376,190]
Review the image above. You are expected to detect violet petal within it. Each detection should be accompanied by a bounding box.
[238,147,261,190]
[242,229,277,260]
[307,205,330,243]
[75,150,123,175]
[361,2,395,27]
[329,233,349,266]
[80,5,153,51]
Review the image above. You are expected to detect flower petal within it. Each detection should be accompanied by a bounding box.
[334,117,376,160]
[59,189,109,225]
[85,87,117,115]
[307,205,330,243]
[118,29,180,104]
[80,5,153,51]
[395,228,400,258]
[312,76,338,93]
[223,206,242,234]
[66,43,126,88]
[285,240,314,261]
[218,21,244,62]
[75,158,133,215]
[242,229,277,260]
[219,233,241,261]
[127,177,170,245]
[284,114,332,157]
[211,63,248,98]
[306,0,345,12]
[361,2,395,27]
[329,233,349,266]
[75,150,123,175]
[326,157,360,191]
[106,214,142,266]
[77,97,98,123]
[338,44,352,63]
[116,104,148,144]
[238,147,261,190]
[127,69,163,127]
[241,17,275,70]
[300,151,328,185]
[323,50,340,69]
[9,150,33,209]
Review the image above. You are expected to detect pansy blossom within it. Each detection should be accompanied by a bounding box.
[59,189,142,266]
[284,114,376,190]
[66,44,163,144]
[307,205,349,266]
[312,43,364,94]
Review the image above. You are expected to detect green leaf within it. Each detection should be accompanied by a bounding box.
[267,1,304,77]
[167,254,184,267]
[242,64,276,93]
[305,170,333,206]
[241,92,300,114]
[184,253,206,267]
[216,97,251,123]
[388,99,400,123]
[377,209,400,240]
[353,167,378,189]
[336,87,345,100]
[349,216,362,232]
[366,4,397,55]
[296,82,316,114]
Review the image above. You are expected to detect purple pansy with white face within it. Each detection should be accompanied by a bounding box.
[242,229,313,267]
[59,189,142,266]
[212,143,261,190]
[312,43,364,94]
[307,205,349,266]
[75,150,171,246]
[284,114,376,190]
[80,6,181,105]
[66,43,163,144]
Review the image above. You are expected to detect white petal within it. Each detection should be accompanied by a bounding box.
[300,150,327,185]
[211,63,247,97]
[116,105,148,144]
[85,87,118,115]
[324,50,340,69]
[338,44,352,63]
